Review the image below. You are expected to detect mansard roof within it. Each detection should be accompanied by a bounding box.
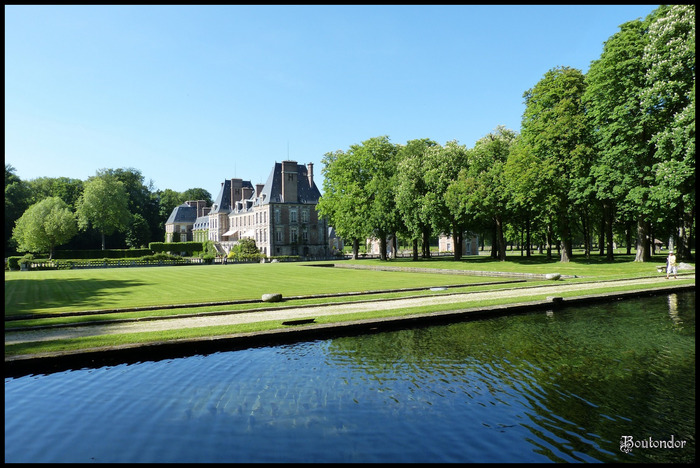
[211,179,255,214]
[166,203,198,224]
[193,215,209,230]
[259,162,321,205]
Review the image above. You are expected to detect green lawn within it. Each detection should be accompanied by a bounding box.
[4,261,512,317]
[4,254,694,358]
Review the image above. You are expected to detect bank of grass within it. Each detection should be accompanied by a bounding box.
[5,276,694,357]
[4,261,512,317]
[5,253,694,357]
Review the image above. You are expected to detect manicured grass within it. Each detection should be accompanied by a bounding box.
[354,251,679,278]
[4,276,694,357]
[4,261,512,317]
[4,254,694,358]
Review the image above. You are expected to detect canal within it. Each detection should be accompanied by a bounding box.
[4,292,695,462]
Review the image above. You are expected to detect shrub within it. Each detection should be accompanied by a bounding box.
[7,256,22,271]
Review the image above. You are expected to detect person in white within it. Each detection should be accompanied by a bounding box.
[666,251,678,279]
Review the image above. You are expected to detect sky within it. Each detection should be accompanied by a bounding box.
[5,4,660,197]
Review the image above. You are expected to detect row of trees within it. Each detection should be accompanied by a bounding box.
[5,166,213,259]
[318,5,695,263]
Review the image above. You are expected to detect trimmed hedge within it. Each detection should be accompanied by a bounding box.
[149,241,204,254]
[53,249,152,259]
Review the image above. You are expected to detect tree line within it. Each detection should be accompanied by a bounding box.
[318,5,695,263]
[6,5,694,263]
[5,166,213,259]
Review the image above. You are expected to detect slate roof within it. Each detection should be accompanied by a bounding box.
[211,179,255,214]
[259,162,321,205]
[166,203,198,224]
[193,216,209,230]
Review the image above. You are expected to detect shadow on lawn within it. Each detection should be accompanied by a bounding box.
[4,278,148,318]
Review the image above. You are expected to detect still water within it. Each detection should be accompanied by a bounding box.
[5,292,695,463]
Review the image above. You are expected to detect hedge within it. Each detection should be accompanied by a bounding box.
[53,249,152,259]
[149,241,204,254]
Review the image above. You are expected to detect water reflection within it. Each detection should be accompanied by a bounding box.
[5,293,695,463]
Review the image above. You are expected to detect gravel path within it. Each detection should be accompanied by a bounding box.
[5,276,692,346]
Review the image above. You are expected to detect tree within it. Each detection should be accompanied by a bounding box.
[317,149,372,260]
[26,176,84,208]
[76,173,131,250]
[395,139,439,260]
[5,164,31,255]
[642,4,695,260]
[447,126,517,261]
[98,168,160,248]
[359,136,400,261]
[521,66,592,262]
[125,213,151,249]
[423,141,470,260]
[584,18,654,262]
[181,188,213,205]
[12,197,78,259]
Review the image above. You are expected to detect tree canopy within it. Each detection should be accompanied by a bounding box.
[12,196,78,259]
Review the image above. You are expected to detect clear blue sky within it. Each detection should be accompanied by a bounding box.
[5,4,659,196]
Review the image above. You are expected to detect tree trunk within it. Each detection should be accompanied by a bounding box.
[625,223,632,255]
[452,226,462,261]
[379,234,387,261]
[101,231,106,250]
[605,202,614,262]
[351,238,359,260]
[412,238,419,261]
[490,224,498,259]
[495,215,506,261]
[421,226,431,258]
[525,216,531,257]
[634,218,650,262]
[598,213,605,256]
[559,221,571,263]
[546,223,553,260]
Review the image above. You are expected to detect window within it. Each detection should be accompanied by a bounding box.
[290,209,298,223]
[301,209,309,223]
[276,229,283,242]
[274,209,280,224]
[291,228,298,243]
[302,229,308,242]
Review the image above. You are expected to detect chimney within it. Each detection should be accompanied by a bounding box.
[307,162,314,187]
[281,160,298,203]
[256,184,265,197]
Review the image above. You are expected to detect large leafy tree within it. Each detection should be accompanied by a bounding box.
[98,168,160,247]
[182,188,213,205]
[521,66,591,262]
[504,137,552,258]
[76,173,131,250]
[395,139,439,260]
[642,4,695,260]
[584,18,654,262]
[447,126,516,261]
[423,140,470,260]
[5,164,31,255]
[26,176,84,208]
[361,136,400,260]
[12,197,78,259]
[317,149,371,259]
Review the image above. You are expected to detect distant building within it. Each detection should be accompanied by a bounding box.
[165,160,331,259]
[439,233,479,256]
[165,200,209,243]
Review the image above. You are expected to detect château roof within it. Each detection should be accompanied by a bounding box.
[259,162,321,205]
[166,203,197,224]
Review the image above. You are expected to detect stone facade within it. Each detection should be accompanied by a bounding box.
[438,233,480,256]
[165,160,331,259]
